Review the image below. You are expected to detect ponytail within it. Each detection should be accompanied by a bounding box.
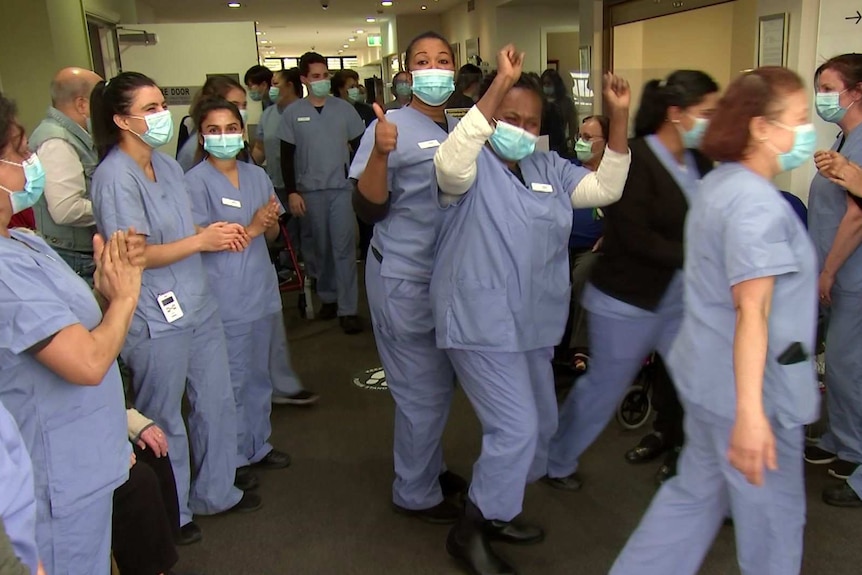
[633,70,720,138]
[90,72,159,162]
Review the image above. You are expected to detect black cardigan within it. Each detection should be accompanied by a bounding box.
[589,137,713,311]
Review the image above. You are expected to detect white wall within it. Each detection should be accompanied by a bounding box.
[121,21,259,157]
[441,0,503,63]
[497,3,579,74]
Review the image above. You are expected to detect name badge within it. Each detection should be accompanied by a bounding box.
[297,116,311,122]
[221,197,242,208]
[157,291,185,323]
[418,140,441,149]
[531,183,554,193]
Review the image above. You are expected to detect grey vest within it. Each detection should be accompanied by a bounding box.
[29,108,98,252]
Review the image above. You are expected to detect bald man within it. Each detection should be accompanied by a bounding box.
[29,67,103,284]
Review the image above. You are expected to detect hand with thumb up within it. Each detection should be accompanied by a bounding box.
[372,103,398,156]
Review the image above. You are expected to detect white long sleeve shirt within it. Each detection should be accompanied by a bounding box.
[36,139,95,227]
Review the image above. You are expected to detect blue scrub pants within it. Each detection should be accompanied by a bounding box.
[123,311,243,526]
[818,290,862,464]
[225,312,300,467]
[548,297,682,479]
[611,405,805,575]
[366,253,456,510]
[303,188,358,315]
[36,492,112,575]
[447,347,556,521]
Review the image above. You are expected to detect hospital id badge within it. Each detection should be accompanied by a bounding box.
[157,291,184,323]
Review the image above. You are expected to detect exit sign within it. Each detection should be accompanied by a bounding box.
[367,35,382,47]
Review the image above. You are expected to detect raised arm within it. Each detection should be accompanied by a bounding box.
[434,46,524,196]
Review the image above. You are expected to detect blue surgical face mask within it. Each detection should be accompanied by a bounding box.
[310,79,331,98]
[269,86,281,101]
[489,119,538,162]
[410,69,455,107]
[347,87,363,103]
[129,110,174,148]
[768,122,817,172]
[679,115,709,149]
[249,89,263,102]
[239,108,248,126]
[395,82,412,98]
[203,133,245,160]
[0,154,46,214]
[815,90,851,124]
[543,86,555,98]
[575,138,596,162]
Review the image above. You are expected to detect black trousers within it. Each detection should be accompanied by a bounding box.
[651,354,684,449]
[112,444,180,575]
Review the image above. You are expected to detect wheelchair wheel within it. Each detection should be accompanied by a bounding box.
[616,384,652,430]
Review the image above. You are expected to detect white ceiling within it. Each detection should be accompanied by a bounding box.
[141,0,464,61]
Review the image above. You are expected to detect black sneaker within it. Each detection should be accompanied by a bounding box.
[175,521,202,546]
[823,483,862,507]
[272,390,320,406]
[393,499,461,524]
[253,449,291,470]
[625,432,668,464]
[655,446,681,485]
[318,302,338,320]
[541,472,583,491]
[234,467,259,491]
[829,459,860,480]
[340,315,363,335]
[805,445,838,464]
[230,492,263,514]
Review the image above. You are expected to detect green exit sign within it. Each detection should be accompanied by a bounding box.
[367,35,382,47]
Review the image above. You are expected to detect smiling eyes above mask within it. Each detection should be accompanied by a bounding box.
[489,120,539,162]
[0,154,46,214]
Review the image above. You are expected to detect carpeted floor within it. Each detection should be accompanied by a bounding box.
[173,278,861,575]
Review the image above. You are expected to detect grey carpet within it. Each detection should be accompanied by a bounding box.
[174,280,860,575]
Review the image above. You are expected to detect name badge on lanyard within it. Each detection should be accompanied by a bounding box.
[531,182,554,193]
[222,197,242,208]
[157,291,184,323]
[418,140,441,149]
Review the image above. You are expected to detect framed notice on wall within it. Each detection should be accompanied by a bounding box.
[758,13,788,67]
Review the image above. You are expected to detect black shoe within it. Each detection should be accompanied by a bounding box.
[234,467,259,491]
[804,445,837,464]
[440,470,469,499]
[655,447,681,485]
[230,492,263,514]
[484,518,544,545]
[625,432,668,464]
[823,482,862,507]
[446,500,516,575]
[272,389,320,406]
[318,302,338,320]
[393,499,461,524]
[340,315,363,334]
[254,449,291,470]
[175,521,202,546]
[541,472,583,492]
[828,459,860,480]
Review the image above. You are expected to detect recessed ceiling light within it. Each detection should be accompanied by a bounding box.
[255,31,262,35]
[381,1,393,6]
[421,5,427,9]
[227,2,241,7]
[366,17,377,23]
[356,29,365,34]
[338,50,344,54]
[348,38,356,42]
[343,44,349,48]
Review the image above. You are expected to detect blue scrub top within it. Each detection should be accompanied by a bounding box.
[257,104,285,189]
[91,148,219,338]
[186,160,284,326]
[0,399,37,575]
[808,125,862,292]
[349,106,448,283]
[669,163,819,427]
[431,148,588,352]
[277,97,366,193]
[0,230,130,519]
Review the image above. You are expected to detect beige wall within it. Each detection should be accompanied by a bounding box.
[83,0,138,23]
[395,14,444,56]
[547,31,580,87]
[497,4,580,74]
[441,0,502,63]
[121,22,259,157]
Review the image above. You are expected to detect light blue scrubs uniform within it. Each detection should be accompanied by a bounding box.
[0,400,37,575]
[349,106,455,510]
[258,103,313,277]
[91,148,243,526]
[807,125,862,465]
[0,230,130,575]
[431,147,587,521]
[186,160,302,467]
[548,136,699,480]
[611,163,818,575]
[277,96,366,315]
